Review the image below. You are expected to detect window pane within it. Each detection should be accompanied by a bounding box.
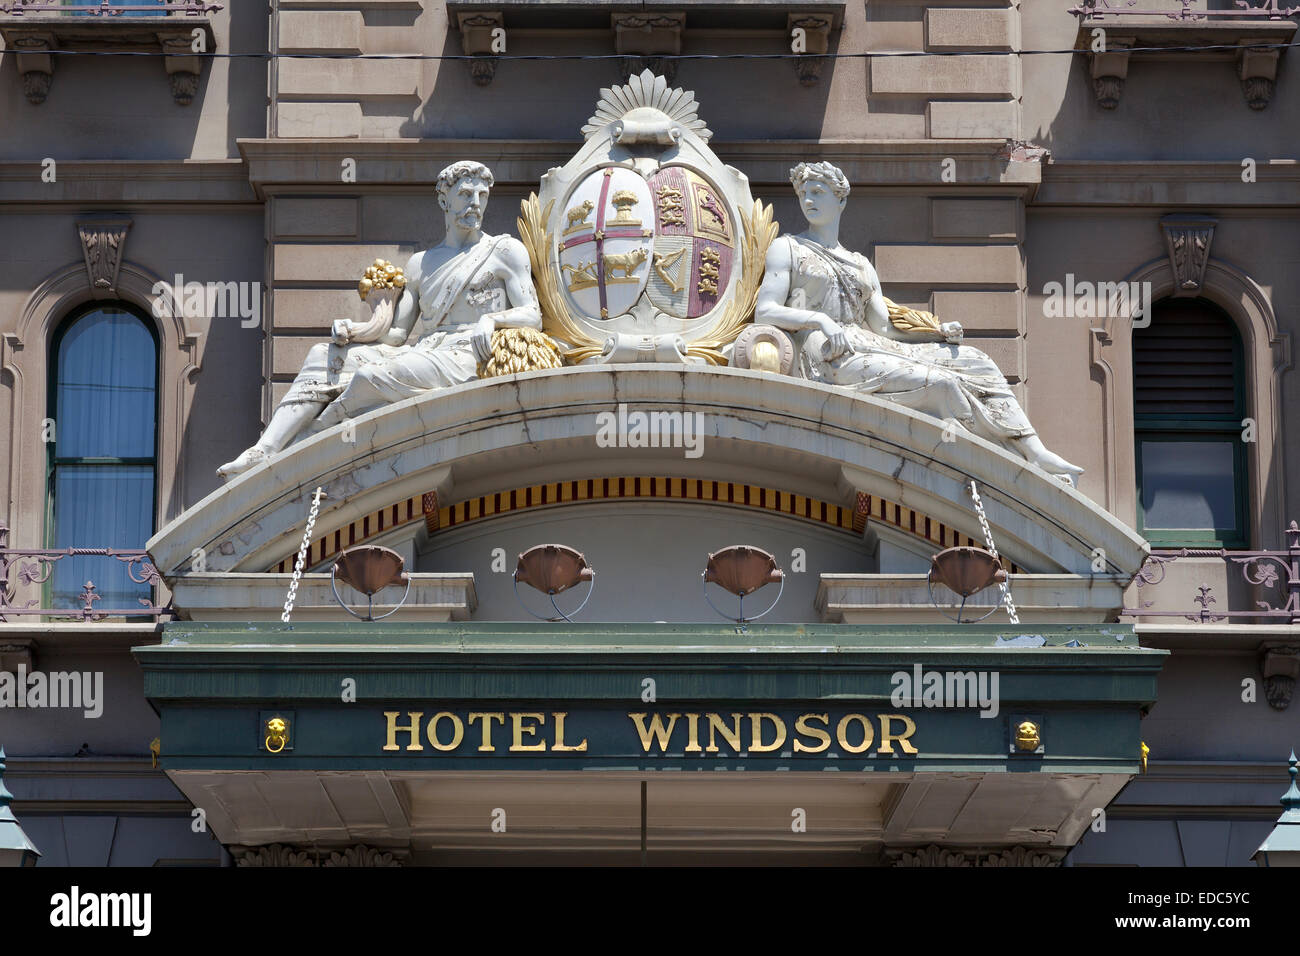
[55,308,156,459]
[50,465,154,610]
[1140,440,1237,531]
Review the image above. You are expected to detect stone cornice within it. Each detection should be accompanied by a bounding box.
[1036,160,1300,207]
[236,138,1042,197]
[0,159,255,204]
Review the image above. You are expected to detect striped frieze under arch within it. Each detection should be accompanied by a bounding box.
[273,476,1004,574]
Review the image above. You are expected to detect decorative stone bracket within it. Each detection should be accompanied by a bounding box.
[0,17,217,106]
[449,2,844,87]
[1259,644,1299,711]
[455,11,504,87]
[229,843,410,867]
[612,12,685,84]
[1160,214,1216,297]
[77,218,132,300]
[887,844,1067,866]
[788,13,833,86]
[1077,19,1295,110]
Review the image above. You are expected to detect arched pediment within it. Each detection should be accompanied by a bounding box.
[146,366,1150,579]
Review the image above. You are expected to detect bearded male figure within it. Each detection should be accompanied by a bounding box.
[218,160,543,479]
[753,161,1083,485]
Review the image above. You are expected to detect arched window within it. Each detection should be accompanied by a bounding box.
[47,304,159,610]
[1133,298,1248,548]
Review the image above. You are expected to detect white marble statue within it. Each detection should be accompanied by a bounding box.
[754,161,1083,485]
[218,161,542,479]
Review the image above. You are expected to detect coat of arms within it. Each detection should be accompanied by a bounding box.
[519,70,777,364]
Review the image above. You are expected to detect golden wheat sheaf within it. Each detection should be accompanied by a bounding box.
[479,326,566,378]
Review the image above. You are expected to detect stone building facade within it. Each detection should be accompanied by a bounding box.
[0,0,1296,866]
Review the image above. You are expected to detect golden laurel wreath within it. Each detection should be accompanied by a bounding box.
[518,194,778,366]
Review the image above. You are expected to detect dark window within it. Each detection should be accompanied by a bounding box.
[47,304,158,611]
[1133,298,1248,548]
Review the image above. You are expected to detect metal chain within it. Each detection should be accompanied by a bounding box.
[968,480,1019,624]
[282,487,326,623]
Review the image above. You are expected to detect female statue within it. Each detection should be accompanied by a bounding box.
[754,161,1083,485]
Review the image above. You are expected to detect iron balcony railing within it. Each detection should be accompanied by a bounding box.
[0,523,170,622]
[1069,0,1300,20]
[1121,521,1300,624]
[0,1,222,15]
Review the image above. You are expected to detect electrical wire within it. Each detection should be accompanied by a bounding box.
[11,41,1299,60]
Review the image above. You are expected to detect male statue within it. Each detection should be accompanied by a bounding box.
[218,160,542,479]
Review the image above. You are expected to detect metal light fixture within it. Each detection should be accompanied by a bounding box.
[0,747,40,867]
[513,544,595,622]
[1253,750,1300,867]
[702,545,784,623]
[927,546,1006,623]
[330,545,412,621]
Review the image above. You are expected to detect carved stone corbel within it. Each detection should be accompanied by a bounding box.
[12,33,54,105]
[886,844,1066,866]
[456,12,504,87]
[1088,37,1133,110]
[788,14,832,87]
[229,842,410,866]
[1160,215,1216,297]
[1238,42,1280,110]
[612,13,685,84]
[1259,644,1299,711]
[322,844,409,867]
[160,35,201,106]
[77,219,132,300]
[229,843,317,867]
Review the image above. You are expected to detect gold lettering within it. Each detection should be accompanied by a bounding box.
[836,714,874,754]
[383,711,424,752]
[706,712,743,753]
[510,712,547,752]
[468,712,505,752]
[426,711,463,752]
[793,713,831,753]
[878,714,919,754]
[628,713,680,752]
[551,712,588,752]
[749,712,786,753]
[684,713,702,753]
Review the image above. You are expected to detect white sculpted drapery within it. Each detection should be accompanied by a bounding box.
[754,161,1083,485]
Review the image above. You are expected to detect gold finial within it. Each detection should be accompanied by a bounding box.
[149,737,160,769]
[1141,741,1150,773]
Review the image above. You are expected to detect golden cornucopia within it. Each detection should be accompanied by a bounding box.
[357,258,407,300]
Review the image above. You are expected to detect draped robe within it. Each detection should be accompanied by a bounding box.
[785,234,1036,443]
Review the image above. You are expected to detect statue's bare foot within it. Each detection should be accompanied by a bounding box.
[216,446,269,481]
[1013,436,1084,488]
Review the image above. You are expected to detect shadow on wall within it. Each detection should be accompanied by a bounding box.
[1023,3,1295,161]
[0,1,268,160]
[400,20,838,142]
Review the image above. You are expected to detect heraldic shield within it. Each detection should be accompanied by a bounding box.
[519,70,777,365]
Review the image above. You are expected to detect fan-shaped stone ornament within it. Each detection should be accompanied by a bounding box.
[519,70,777,365]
